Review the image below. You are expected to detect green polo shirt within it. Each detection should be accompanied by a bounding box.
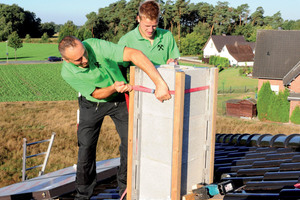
[61,38,126,102]
[118,25,180,66]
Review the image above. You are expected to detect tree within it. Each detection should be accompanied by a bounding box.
[41,22,56,37]
[264,11,283,29]
[0,4,42,40]
[174,0,189,48]
[83,29,93,40]
[257,81,274,120]
[250,7,264,26]
[211,1,233,35]
[267,89,289,123]
[58,21,77,43]
[180,31,206,55]
[41,32,49,43]
[7,31,23,60]
[161,0,175,31]
[290,106,300,124]
[24,34,31,43]
[85,12,97,37]
[235,4,250,26]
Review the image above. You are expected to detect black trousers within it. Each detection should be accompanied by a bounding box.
[75,95,128,199]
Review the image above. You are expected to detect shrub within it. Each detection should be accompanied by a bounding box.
[257,81,273,120]
[209,56,229,70]
[40,32,49,43]
[24,34,31,43]
[290,106,300,124]
[267,89,290,123]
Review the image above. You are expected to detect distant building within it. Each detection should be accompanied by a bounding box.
[226,98,257,118]
[253,30,300,117]
[203,35,255,66]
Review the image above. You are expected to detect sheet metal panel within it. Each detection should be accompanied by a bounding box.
[0,158,119,200]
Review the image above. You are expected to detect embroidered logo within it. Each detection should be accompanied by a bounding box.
[158,44,164,51]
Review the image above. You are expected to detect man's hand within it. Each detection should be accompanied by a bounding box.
[114,81,133,93]
[155,82,171,103]
[167,58,178,65]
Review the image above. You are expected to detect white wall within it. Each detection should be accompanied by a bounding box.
[219,46,254,66]
[203,38,219,58]
[219,46,237,65]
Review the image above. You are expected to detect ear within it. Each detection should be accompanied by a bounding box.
[63,57,70,63]
[137,15,141,23]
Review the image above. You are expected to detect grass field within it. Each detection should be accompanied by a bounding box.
[218,67,258,93]
[0,42,61,61]
[0,63,77,102]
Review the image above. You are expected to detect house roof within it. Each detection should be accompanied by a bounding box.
[253,30,300,79]
[287,93,300,101]
[210,35,247,52]
[215,133,300,199]
[225,43,254,62]
[226,98,257,104]
[283,60,300,86]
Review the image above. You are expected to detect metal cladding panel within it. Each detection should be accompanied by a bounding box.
[131,65,216,199]
[0,158,120,199]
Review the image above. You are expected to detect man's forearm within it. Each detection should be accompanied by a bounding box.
[91,85,116,100]
[123,47,166,87]
[122,47,171,102]
[91,81,132,100]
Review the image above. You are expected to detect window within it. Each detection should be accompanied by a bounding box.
[271,85,279,95]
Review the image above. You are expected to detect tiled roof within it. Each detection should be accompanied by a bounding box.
[283,60,300,86]
[211,35,247,52]
[225,44,254,62]
[287,93,300,101]
[253,30,300,79]
[215,133,300,200]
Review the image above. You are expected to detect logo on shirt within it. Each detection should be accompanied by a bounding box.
[158,44,164,51]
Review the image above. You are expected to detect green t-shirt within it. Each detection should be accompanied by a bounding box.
[118,26,180,66]
[61,38,126,102]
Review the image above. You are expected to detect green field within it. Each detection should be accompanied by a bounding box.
[0,42,259,105]
[0,63,77,102]
[218,67,258,93]
[0,42,61,61]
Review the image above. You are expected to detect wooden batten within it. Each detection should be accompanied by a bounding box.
[209,68,218,184]
[171,72,185,200]
[127,66,136,200]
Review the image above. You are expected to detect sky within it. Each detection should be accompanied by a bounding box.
[2,0,300,26]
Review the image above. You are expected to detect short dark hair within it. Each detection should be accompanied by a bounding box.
[138,0,160,20]
[58,36,80,57]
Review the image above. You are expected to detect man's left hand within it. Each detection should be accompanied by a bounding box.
[167,58,178,65]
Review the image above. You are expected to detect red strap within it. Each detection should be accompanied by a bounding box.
[133,85,209,95]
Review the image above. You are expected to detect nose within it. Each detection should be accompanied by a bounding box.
[82,55,88,64]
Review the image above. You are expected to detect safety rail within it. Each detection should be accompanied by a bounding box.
[22,132,56,181]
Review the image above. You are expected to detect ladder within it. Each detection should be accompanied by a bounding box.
[22,132,56,181]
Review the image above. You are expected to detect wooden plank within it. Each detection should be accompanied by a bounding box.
[127,66,136,200]
[209,68,218,184]
[171,71,185,200]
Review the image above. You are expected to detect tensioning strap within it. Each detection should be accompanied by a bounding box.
[132,85,209,95]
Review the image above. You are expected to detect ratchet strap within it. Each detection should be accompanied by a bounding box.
[132,85,209,95]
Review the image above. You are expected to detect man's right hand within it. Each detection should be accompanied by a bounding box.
[155,82,171,103]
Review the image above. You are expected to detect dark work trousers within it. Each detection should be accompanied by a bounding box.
[75,95,128,199]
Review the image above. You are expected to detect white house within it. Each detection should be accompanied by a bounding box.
[203,35,255,66]
[219,43,254,66]
[203,35,247,58]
